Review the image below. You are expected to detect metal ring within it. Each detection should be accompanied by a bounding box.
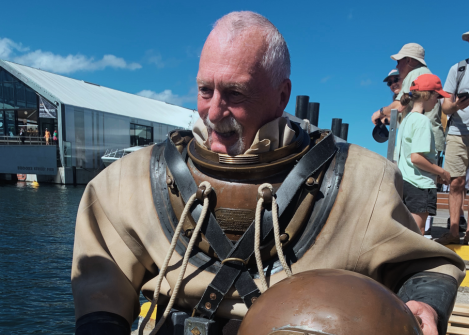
[221,257,248,266]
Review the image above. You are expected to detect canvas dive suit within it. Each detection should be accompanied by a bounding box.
[72,117,465,335]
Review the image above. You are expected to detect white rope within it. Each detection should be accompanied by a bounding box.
[254,183,292,294]
[139,181,212,335]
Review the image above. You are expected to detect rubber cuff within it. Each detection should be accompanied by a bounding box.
[76,311,131,335]
[397,272,458,335]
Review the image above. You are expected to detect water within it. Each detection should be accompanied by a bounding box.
[0,182,85,334]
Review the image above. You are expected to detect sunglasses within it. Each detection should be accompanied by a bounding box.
[387,77,400,87]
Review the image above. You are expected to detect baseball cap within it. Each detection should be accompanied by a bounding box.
[383,69,400,82]
[409,74,451,98]
[463,31,469,42]
[391,43,426,66]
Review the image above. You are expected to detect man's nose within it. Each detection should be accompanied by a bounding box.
[208,91,229,123]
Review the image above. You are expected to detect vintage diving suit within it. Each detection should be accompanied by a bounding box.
[72,116,465,335]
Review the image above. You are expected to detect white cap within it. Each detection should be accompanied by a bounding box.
[391,43,426,66]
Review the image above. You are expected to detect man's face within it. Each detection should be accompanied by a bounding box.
[196,29,290,155]
[396,58,407,75]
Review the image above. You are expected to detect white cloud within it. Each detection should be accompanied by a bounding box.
[0,36,141,74]
[137,88,196,106]
[360,79,372,86]
[348,9,353,20]
[321,76,331,83]
[0,38,29,59]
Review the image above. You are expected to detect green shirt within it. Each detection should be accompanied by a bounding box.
[396,67,445,151]
[396,112,437,189]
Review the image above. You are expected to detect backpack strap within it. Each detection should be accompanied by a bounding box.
[455,58,468,95]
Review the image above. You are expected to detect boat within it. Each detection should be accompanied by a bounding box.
[101,146,145,167]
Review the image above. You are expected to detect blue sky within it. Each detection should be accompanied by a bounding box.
[1,0,468,156]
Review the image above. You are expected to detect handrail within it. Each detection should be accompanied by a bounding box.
[0,135,58,146]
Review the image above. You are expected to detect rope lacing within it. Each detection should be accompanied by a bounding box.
[254,183,292,293]
[139,181,212,335]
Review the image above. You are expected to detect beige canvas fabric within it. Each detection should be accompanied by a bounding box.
[71,143,465,325]
[192,116,295,154]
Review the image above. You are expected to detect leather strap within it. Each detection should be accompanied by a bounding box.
[164,128,337,318]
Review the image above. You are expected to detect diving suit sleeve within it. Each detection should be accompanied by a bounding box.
[352,158,465,334]
[397,272,458,335]
[71,180,146,329]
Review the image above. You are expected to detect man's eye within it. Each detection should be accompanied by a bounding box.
[199,87,213,96]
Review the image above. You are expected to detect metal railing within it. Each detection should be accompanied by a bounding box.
[0,135,58,146]
[102,148,129,159]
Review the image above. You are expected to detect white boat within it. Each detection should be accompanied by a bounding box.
[101,146,145,167]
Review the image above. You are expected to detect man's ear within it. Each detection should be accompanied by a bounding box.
[277,78,292,116]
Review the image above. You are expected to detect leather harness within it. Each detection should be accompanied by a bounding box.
[163,127,338,318]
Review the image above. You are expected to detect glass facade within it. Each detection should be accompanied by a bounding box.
[0,66,39,136]
[130,123,153,146]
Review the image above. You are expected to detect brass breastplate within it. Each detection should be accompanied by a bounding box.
[166,129,323,262]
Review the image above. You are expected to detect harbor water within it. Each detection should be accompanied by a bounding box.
[0,182,145,334]
[0,182,84,334]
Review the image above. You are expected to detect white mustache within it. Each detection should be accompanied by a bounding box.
[204,115,245,155]
[204,115,243,135]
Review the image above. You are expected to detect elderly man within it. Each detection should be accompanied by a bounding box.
[371,43,445,156]
[72,12,464,335]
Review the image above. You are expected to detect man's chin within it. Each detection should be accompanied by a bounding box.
[210,142,234,155]
[210,140,245,156]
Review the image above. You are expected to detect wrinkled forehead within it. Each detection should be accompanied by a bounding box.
[200,27,267,69]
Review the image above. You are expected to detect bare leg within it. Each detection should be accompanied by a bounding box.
[411,212,428,235]
[449,177,466,237]
[461,189,465,217]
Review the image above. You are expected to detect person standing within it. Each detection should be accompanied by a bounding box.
[53,129,58,145]
[44,128,50,145]
[19,128,25,145]
[372,43,445,156]
[439,31,469,244]
[396,74,451,235]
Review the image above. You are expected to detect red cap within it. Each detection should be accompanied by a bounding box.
[409,74,451,98]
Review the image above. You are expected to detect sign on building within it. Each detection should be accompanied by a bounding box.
[39,96,57,119]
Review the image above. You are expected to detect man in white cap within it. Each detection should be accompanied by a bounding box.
[435,31,469,245]
[371,43,445,157]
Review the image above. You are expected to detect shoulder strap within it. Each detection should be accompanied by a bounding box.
[455,59,468,95]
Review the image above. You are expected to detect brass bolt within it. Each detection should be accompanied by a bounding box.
[279,233,289,243]
[184,229,193,238]
[251,297,257,304]
[210,293,216,300]
[205,302,211,310]
[196,186,206,201]
[305,177,316,187]
[166,177,173,186]
[261,188,273,204]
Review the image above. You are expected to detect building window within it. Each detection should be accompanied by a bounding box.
[130,123,153,146]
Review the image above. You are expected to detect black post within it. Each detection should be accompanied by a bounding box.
[295,95,309,120]
[308,102,320,127]
[331,118,342,138]
[340,123,349,141]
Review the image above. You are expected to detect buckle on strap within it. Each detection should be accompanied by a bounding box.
[221,258,248,266]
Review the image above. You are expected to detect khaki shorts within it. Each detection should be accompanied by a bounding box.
[444,134,469,177]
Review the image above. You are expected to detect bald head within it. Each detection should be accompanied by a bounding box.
[209,11,290,88]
